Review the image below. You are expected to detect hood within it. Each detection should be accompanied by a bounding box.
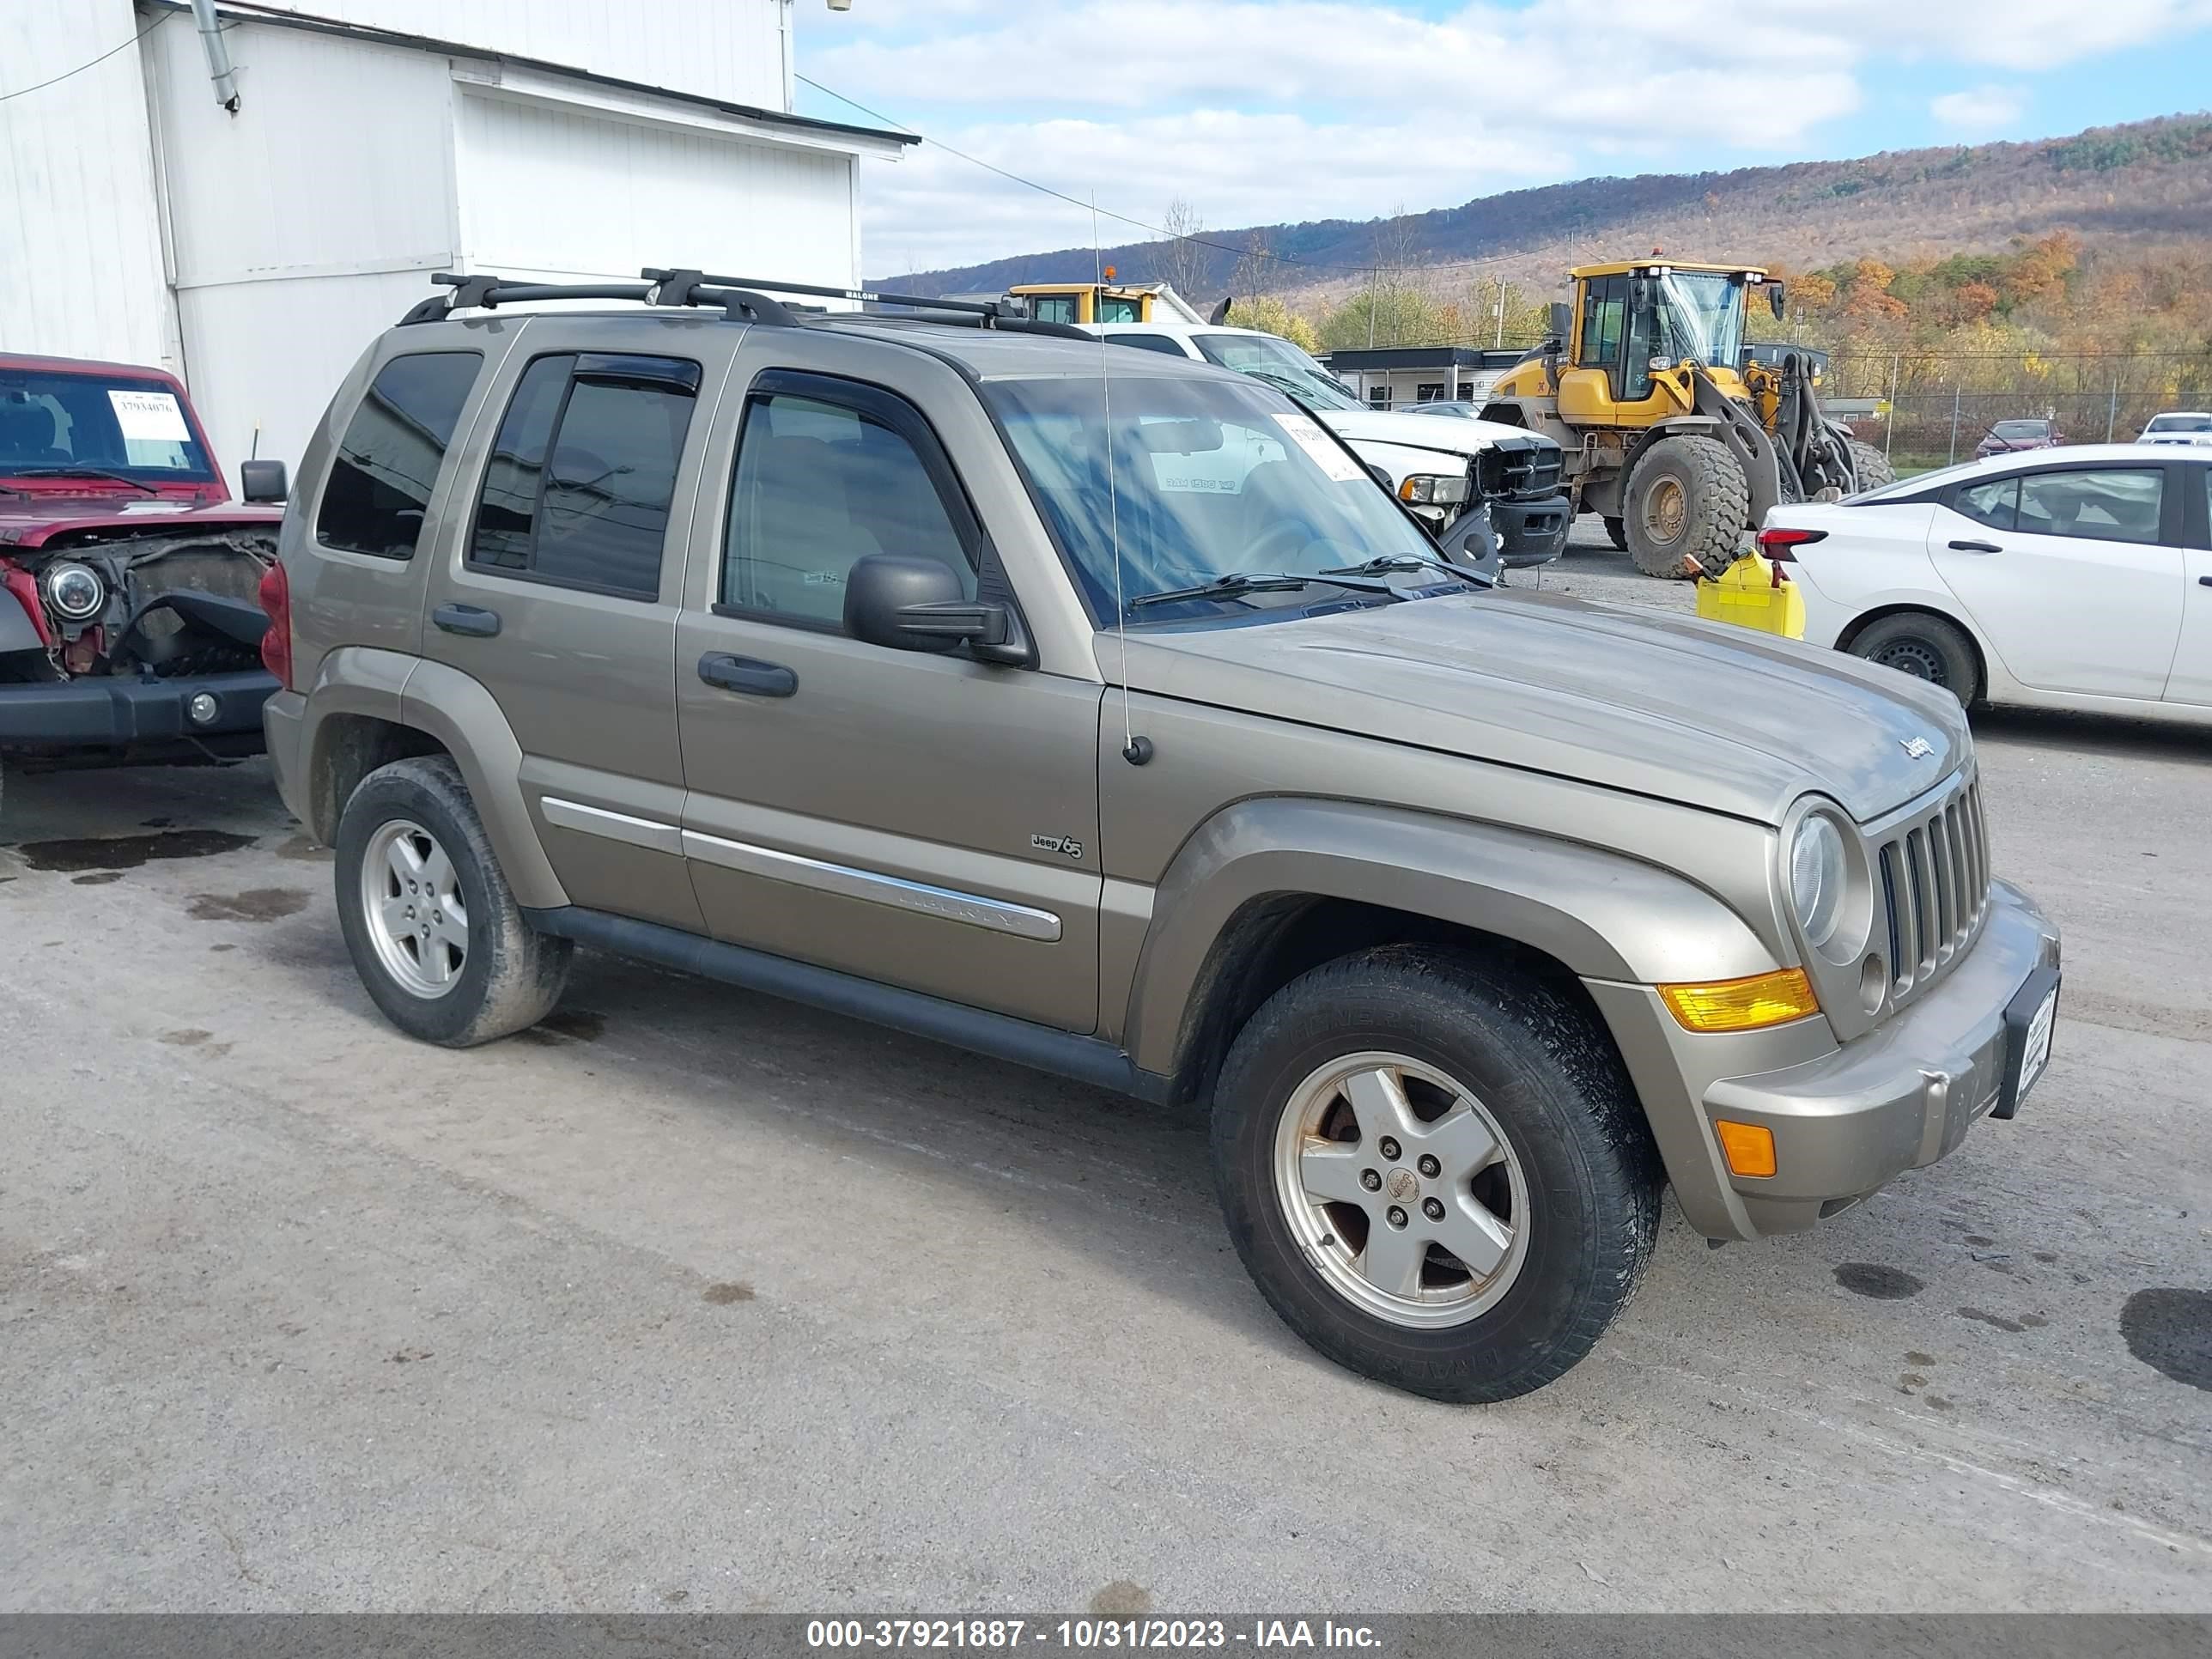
[1115,589,1970,826]
[1319,406,1541,455]
[0,493,282,550]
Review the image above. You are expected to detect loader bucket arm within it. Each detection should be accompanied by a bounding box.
[1689,364,1785,524]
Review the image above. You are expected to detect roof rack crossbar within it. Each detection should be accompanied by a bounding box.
[399,271,805,327]
[641,270,1024,321]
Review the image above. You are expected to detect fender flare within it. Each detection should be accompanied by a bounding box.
[1120,797,1781,1080]
[299,647,568,910]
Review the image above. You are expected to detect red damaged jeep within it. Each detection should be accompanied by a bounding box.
[1,353,286,820]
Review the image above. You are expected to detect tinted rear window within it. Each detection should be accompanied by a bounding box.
[316,352,481,558]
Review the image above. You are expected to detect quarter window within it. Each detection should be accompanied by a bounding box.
[468,353,700,600]
[314,352,481,559]
[1953,476,2018,532]
[721,384,977,630]
[2016,467,2163,544]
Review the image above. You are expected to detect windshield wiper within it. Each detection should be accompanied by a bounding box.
[1320,554,1486,588]
[1127,569,1396,610]
[10,466,160,495]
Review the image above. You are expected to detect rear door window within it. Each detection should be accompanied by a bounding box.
[468,353,701,599]
[316,351,482,559]
[1953,476,2018,532]
[1108,334,1190,357]
[2017,467,2164,545]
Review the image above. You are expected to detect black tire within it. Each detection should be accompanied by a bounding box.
[1211,945,1662,1404]
[334,755,571,1046]
[1601,515,1627,550]
[1622,434,1750,578]
[1847,611,1980,707]
[1847,438,1896,493]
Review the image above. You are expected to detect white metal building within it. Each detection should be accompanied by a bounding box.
[0,0,908,483]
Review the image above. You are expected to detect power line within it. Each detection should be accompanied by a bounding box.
[797,72,1570,283]
[0,9,167,105]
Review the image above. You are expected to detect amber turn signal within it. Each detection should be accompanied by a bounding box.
[1713,1119,1778,1178]
[1659,968,1820,1032]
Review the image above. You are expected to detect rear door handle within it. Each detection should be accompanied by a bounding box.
[2200,575,2212,587]
[697,652,797,697]
[1948,538,2003,555]
[432,603,501,637]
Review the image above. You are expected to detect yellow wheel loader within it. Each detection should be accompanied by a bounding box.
[1481,259,1893,576]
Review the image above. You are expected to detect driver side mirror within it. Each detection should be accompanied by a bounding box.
[1441,506,1504,586]
[1547,301,1572,344]
[843,554,1031,665]
[1364,461,1396,493]
[240,459,288,502]
[1768,282,1787,321]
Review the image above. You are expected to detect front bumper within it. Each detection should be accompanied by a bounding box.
[1588,879,2060,1240]
[0,667,277,752]
[1488,495,1571,568]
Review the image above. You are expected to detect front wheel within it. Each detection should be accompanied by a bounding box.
[1210,946,1661,1403]
[1601,514,1628,550]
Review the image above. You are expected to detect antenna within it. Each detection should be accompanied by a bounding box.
[1094,193,1147,768]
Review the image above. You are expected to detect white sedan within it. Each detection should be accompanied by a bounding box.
[1760,444,2211,726]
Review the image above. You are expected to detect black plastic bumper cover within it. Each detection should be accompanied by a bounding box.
[0,669,279,748]
[1489,496,1572,568]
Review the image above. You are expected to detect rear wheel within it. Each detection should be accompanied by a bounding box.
[1847,438,1896,493]
[335,756,572,1045]
[1847,612,1979,707]
[1622,434,1749,578]
[1210,945,1661,1403]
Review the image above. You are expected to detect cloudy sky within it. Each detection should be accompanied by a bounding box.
[792,0,2212,276]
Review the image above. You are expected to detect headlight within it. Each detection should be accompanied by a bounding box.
[41,561,105,623]
[1399,471,1472,507]
[1788,813,1847,951]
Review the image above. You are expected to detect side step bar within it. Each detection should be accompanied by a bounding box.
[521,905,1175,1105]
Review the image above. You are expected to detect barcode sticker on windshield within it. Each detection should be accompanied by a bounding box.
[1272,411,1366,483]
[108,390,190,442]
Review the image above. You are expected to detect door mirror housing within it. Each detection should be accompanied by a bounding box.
[240,459,289,502]
[1441,505,1504,586]
[843,554,1030,664]
[1547,301,1572,346]
[1768,282,1787,320]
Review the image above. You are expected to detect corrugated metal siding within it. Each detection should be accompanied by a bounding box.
[456,90,858,289]
[242,0,789,110]
[0,0,173,365]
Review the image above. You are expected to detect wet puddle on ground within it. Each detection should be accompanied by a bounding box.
[12,830,253,874]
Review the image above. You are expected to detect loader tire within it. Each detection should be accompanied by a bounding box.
[1623,435,1749,579]
[1601,515,1627,550]
[1847,439,1896,494]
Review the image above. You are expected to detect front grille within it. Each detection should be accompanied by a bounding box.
[1478,441,1565,503]
[1876,774,1990,1001]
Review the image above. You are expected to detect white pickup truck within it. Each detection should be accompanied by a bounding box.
[1080,319,1571,567]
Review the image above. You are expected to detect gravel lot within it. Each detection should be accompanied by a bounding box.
[4,518,2209,1613]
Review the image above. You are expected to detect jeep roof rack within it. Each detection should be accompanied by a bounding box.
[395,267,1094,341]
[639,270,1096,341]
[397,270,804,327]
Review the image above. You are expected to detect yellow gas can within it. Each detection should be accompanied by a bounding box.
[1695,551,1805,639]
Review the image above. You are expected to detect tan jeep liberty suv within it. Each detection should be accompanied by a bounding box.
[260,270,2063,1402]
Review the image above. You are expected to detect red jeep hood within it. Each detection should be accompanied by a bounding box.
[0,492,283,550]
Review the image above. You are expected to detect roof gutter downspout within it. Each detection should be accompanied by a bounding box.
[188,0,241,112]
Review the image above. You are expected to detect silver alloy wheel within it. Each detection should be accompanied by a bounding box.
[1271,1051,1529,1328]
[360,818,469,1000]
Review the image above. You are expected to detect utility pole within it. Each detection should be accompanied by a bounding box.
[2106,379,2119,442]
[1885,353,1899,460]
[1492,276,1506,348]
[1948,384,1961,465]
[1367,266,1377,349]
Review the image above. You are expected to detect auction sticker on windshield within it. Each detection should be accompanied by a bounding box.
[1273,411,1366,483]
[107,389,191,442]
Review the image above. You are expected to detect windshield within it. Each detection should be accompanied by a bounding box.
[1992,420,2051,439]
[1190,332,1364,411]
[1648,271,1745,369]
[986,372,1441,623]
[0,368,216,483]
[2146,413,2212,433]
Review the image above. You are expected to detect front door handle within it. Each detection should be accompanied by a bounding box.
[2200,575,2212,587]
[698,652,797,697]
[433,603,501,637]
[1948,538,2003,555]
